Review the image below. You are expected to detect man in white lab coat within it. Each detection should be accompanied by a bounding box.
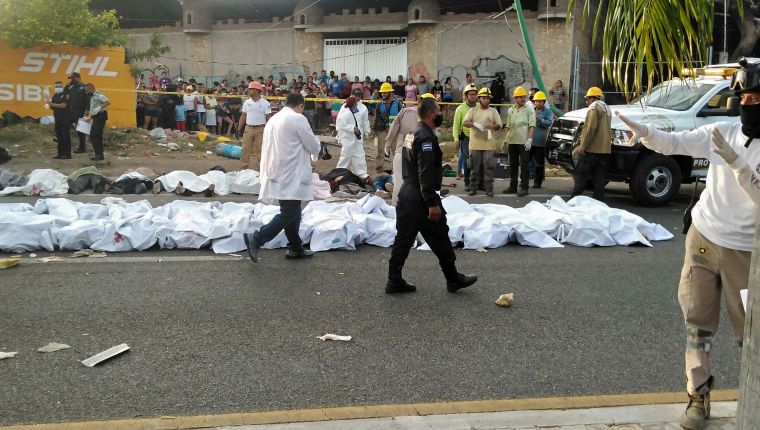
[336,90,371,179]
[244,93,322,262]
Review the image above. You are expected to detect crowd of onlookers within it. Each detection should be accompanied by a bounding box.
[136,69,569,136]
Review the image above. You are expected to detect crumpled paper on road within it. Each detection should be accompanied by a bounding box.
[495,293,514,307]
[318,334,352,342]
[37,342,70,353]
[0,351,17,359]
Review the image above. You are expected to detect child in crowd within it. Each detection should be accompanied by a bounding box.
[175,103,187,131]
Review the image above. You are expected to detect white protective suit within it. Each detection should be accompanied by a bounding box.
[336,101,371,178]
[639,121,760,251]
[258,106,321,204]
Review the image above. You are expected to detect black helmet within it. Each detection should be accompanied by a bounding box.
[730,57,760,94]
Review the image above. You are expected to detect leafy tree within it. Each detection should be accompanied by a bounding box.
[0,0,126,48]
[569,0,746,99]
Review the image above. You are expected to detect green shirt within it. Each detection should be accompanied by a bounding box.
[452,102,473,140]
[505,104,536,145]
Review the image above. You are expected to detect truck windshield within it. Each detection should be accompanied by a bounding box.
[634,82,713,111]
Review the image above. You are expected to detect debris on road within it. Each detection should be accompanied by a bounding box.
[0,256,21,269]
[89,252,107,258]
[81,343,130,367]
[39,256,64,263]
[37,342,70,353]
[29,253,37,258]
[0,351,18,359]
[476,248,488,253]
[318,334,352,342]
[495,293,514,307]
[70,249,93,258]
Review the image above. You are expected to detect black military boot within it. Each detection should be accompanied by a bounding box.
[386,266,416,294]
[446,273,478,293]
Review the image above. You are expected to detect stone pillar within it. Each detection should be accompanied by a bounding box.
[407,24,439,80]
[178,0,213,78]
[294,31,323,76]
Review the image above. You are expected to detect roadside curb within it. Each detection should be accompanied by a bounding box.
[1,389,738,430]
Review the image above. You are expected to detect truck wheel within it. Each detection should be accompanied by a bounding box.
[629,154,682,206]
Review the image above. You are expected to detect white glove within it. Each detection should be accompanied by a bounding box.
[615,111,648,142]
[473,122,485,132]
[711,128,739,165]
[524,138,532,151]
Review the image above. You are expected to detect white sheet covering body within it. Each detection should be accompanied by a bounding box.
[0,196,673,253]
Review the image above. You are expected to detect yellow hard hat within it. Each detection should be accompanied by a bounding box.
[380,82,394,93]
[586,87,603,98]
[463,84,478,95]
[419,93,435,99]
[533,91,547,101]
[477,87,492,98]
[513,87,527,98]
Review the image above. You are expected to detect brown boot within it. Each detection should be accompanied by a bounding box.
[679,392,710,430]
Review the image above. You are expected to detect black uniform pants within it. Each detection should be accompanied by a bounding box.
[571,153,609,199]
[530,146,546,185]
[54,114,71,156]
[508,144,530,190]
[71,110,87,150]
[89,112,107,157]
[254,200,304,252]
[389,185,458,282]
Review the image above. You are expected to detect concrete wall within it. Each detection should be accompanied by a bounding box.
[293,30,323,76]
[210,28,299,81]
[126,29,187,78]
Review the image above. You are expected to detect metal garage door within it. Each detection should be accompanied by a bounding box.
[323,37,407,80]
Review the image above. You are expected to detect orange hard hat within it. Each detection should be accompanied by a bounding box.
[248,81,263,91]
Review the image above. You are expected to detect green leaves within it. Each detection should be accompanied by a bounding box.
[568,0,725,100]
[0,0,126,48]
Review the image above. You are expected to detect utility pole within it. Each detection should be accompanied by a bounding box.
[737,217,760,428]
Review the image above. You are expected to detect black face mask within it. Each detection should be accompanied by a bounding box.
[740,104,760,141]
[434,113,444,127]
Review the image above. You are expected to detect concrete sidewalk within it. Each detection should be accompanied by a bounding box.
[215,402,736,430]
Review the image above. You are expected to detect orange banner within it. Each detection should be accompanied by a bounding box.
[0,41,136,127]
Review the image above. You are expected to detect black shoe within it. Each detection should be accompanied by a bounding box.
[385,278,417,294]
[517,189,529,197]
[243,233,261,263]
[90,155,104,161]
[532,182,542,189]
[503,188,517,194]
[285,249,315,259]
[52,155,71,160]
[467,189,476,196]
[73,148,86,154]
[446,273,478,293]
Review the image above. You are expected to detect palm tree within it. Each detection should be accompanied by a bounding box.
[568,0,746,99]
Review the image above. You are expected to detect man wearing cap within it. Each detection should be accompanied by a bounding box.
[616,58,760,429]
[386,97,477,294]
[64,72,89,154]
[503,87,536,197]
[569,87,611,200]
[463,87,502,197]
[238,81,272,171]
[373,82,403,172]
[336,91,371,179]
[453,84,478,187]
[47,80,71,159]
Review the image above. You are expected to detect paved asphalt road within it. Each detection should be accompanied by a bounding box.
[0,178,743,426]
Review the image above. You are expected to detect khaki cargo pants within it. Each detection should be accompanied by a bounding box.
[679,226,751,395]
[241,125,265,170]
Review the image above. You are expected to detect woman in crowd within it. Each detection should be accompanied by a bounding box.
[443,77,455,118]
[404,77,418,106]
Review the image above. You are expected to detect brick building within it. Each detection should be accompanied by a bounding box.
[121,0,597,105]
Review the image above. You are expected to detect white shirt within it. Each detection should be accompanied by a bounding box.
[183,94,197,111]
[194,93,206,113]
[258,106,321,204]
[242,97,272,126]
[642,121,760,251]
[336,101,370,144]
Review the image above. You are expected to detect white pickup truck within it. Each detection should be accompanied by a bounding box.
[546,71,740,205]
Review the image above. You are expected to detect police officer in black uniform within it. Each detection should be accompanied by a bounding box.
[48,80,71,159]
[386,98,478,294]
[64,72,89,154]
